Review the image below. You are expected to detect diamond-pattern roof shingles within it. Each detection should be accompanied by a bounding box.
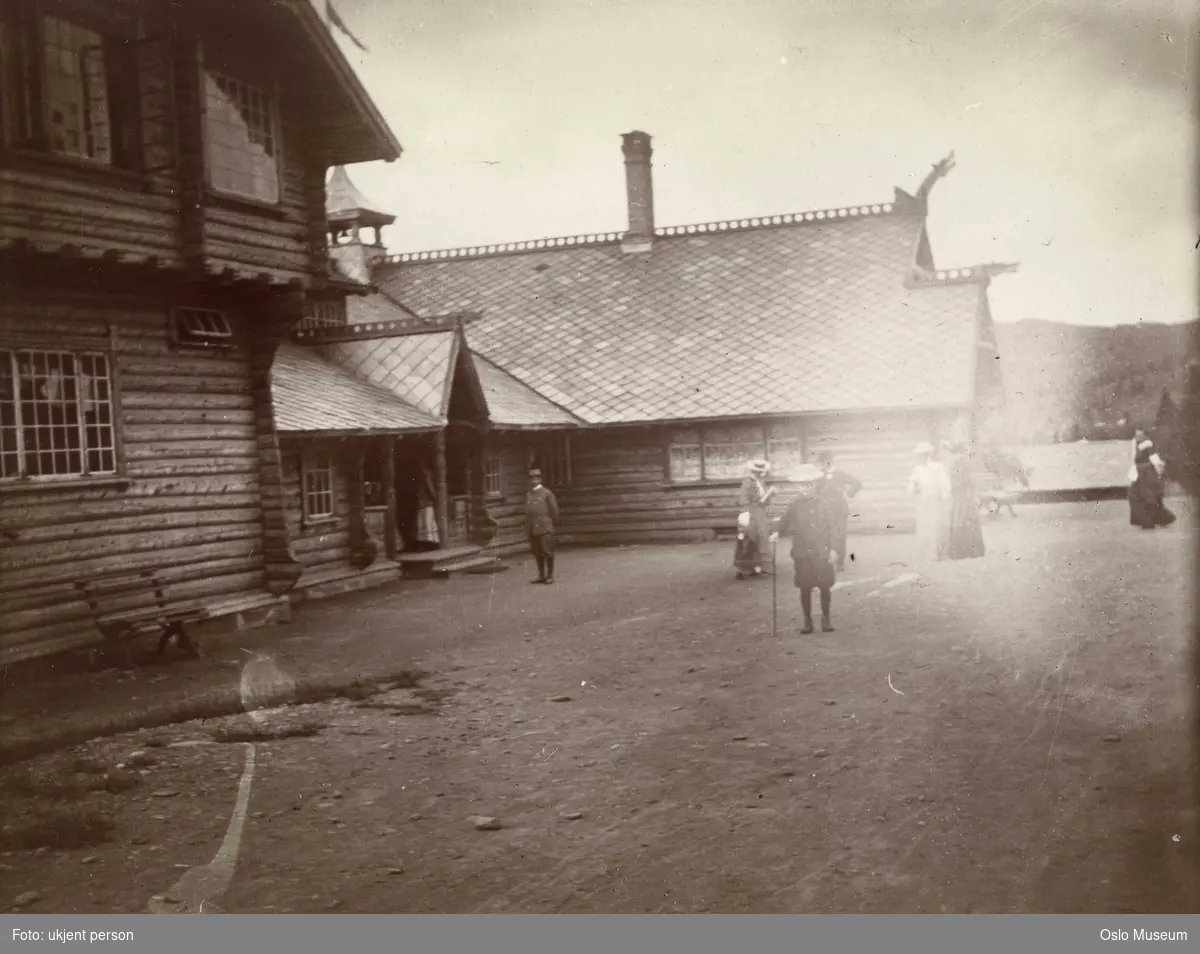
[271,342,441,435]
[320,331,456,422]
[471,353,582,428]
[380,214,985,425]
[347,290,419,325]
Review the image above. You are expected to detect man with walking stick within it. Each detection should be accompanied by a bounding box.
[770,464,841,635]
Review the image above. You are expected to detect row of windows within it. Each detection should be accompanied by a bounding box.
[0,12,283,205]
[668,424,805,484]
[302,440,574,523]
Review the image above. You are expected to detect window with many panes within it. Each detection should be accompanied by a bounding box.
[667,422,804,484]
[0,9,141,169]
[302,447,334,521]
[0,349,118,481]
[483,455,503,497]
[203,68,280,204]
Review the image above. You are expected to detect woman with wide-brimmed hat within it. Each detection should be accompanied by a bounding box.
[734,458,776,579]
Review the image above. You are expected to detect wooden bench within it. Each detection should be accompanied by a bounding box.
[974,470,1021,515]
[75,570,206,670]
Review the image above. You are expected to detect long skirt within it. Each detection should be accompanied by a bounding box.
[948,493,985,559]
[734,504,771,573]
[1130,468,1176,529]
[913,497,945,561]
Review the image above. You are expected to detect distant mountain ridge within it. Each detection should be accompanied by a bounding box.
[992,319,1197,445]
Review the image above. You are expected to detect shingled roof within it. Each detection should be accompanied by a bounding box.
[472,353,583,430]
[271,342,440,437]
[373,205,990,426]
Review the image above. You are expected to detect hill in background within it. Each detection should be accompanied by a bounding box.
[992,319,1197,445]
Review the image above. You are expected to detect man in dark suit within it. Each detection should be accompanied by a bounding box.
[815,451,862,571]
[526,468,560,584]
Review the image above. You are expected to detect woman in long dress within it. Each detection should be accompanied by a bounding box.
[734,458,776,579]
[1129,438,1175,530]
[946,442,986,559]
[909,442,951,561]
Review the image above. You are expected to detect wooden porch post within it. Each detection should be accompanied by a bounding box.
[347,440,378,569]
[384,436,398,560]
[433,429,449,549]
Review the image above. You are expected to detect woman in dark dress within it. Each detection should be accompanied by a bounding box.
[1129,438,1176,530]
[947,442,986,559]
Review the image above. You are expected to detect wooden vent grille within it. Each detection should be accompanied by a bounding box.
[174,308,234,347]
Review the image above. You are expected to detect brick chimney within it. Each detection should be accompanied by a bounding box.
[620,131,655,254]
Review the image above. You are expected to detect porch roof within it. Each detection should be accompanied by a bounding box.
[471,353,583,429]
[271,342,441,436]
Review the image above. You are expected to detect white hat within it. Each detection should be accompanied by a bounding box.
[913,442,934,455]
[791,463,824,483]
[747,458,770,474]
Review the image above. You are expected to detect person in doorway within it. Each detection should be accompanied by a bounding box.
[734,459,776,579]
[770,463,839,634]
[909,442,952,561]
[526,468,560,584]
[946,442,986,559]
[415,467,440,551]
[814,451,862,571]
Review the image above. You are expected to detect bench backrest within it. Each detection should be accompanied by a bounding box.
[75,570,170,619]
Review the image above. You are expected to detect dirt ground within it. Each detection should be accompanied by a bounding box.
[1,499,1196,914]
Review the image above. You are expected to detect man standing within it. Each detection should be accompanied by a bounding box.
[526,468,560,584]
[770,463,840,634]
[815,451,862,572]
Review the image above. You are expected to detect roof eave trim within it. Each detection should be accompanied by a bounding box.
[282,0,404,163]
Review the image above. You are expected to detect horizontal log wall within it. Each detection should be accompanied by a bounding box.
[279,438,354,579]
[1,14,324,284]
[202,129,314,283]
[480,433,538,553]
[0,294,270,664]
[557,411,969,544]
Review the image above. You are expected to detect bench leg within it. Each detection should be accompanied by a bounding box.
[156,622,199,658]
[94,628,135,671]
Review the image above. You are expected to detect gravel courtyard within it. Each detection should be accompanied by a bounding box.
[2,499,1195,914]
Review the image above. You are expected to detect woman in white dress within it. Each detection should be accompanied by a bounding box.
[909,442,952,561]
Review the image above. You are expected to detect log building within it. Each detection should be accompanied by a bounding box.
[353,133,1013,546]
[270,176,582,593]
[0,0,401,663]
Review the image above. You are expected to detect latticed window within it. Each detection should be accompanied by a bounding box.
[667,421,804,483]
[0,349,118,481]
[204,69,279,204]
[299,299,348,331]
[0,12,140,168]
[302,448,334,520]
[483,455,503,496]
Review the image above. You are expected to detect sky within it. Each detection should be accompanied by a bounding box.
[321,0,1195,327]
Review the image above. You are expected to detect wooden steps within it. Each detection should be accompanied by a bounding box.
[431,555,509,578]
[290,561,402,601]
[396,546,483,579]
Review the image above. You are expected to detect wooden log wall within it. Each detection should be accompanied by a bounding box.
[555,411,970,545]
[0,294,271,665]
[0,14,326,286]
[279,438,354,577]
[479,433,540,554]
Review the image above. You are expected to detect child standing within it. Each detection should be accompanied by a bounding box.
[771,463,839,634]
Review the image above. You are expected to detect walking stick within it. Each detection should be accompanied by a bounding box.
[771,537,778,638]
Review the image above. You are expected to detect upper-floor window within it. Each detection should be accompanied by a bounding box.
[0,348,119,482]
[203,69,280,204]
[0,11,141,170]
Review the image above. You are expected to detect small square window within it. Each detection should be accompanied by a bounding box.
[173,307,234,348]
